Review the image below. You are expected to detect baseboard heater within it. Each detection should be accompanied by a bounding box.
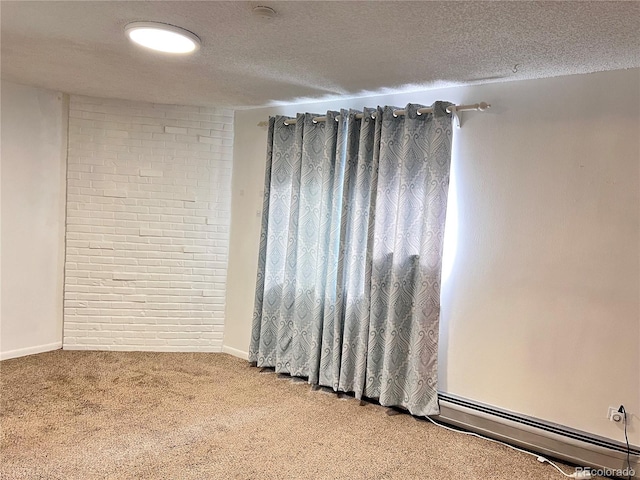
[437,392,640,479]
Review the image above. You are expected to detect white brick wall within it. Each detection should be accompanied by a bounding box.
[63,96,233,352]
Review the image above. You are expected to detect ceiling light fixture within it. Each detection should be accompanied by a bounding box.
[252,6,277,20]
[125,22,201,54]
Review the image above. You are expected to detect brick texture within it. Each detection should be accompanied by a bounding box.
[63,96,233,352]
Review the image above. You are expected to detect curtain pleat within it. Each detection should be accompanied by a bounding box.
[249,102,453,417]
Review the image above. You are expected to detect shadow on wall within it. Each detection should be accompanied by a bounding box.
[437,147,460,392]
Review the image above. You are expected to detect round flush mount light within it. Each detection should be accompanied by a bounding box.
[125,22,201,54]
[252,6,277,20]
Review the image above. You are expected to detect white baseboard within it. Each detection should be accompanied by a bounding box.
[0,341,62,361]
[222,345,249,360]
[63,345,224,353]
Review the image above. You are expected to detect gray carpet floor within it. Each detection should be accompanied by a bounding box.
[1,351,588,479]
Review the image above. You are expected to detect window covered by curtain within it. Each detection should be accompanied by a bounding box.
[249,102,453,416]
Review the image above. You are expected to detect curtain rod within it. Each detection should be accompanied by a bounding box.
[257,102,491,128]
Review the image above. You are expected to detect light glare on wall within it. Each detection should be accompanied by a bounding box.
[125,22,200,54]
[441,153,459,284]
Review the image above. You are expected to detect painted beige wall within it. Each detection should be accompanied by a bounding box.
[225,69,640,444]
[1,81,68,359]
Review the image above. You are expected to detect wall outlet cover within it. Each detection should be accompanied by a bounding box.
[607,407,624,423]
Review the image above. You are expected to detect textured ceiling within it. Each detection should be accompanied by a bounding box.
[1,1,639,108]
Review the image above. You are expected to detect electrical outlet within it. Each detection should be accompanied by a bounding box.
[607,406,624,423]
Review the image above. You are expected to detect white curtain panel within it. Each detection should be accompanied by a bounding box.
[250,102,453,416]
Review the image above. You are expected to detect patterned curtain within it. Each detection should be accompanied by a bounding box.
[249,102,453,416]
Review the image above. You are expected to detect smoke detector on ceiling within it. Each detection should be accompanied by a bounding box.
[252,6,277,20]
